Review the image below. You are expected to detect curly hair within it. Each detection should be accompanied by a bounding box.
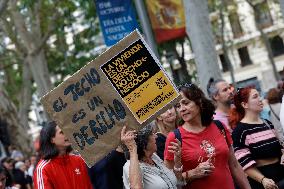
[178,83,215,126]
[229,87,254,129]
[122,125,154,160]
[135,125,154,160]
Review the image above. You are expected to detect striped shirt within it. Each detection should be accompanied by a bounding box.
[232,120,283,170]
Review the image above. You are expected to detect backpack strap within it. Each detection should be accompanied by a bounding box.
[173,128,182,146]
[268,104,280,121]
[213,120,230,148]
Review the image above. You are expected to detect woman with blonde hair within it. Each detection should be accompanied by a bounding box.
[155,107,177,160]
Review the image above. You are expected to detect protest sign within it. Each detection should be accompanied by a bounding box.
[41,30,180,167]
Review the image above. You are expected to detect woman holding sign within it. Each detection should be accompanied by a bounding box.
[33,121,92,189]
[121,125,185,189]
[164,83,251,189]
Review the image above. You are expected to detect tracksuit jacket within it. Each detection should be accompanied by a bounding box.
[34,154,92,189]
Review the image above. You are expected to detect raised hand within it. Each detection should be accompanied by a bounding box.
[262,177,278,189]
[168,139,182,164]
[121,126,137,151]
[192,159,215,179]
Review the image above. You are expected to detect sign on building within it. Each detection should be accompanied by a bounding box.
[96,0,139,46]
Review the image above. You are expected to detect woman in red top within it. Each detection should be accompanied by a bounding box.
[164,83,251,189]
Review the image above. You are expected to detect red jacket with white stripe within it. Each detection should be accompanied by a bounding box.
[33,154,92,189]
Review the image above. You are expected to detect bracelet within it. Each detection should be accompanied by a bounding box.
[177,178,187,186]
[260,176,266,184]
[174,165,183,172]
[185,170,189,179]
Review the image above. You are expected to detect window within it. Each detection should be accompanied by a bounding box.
[228,12,243,38]
[269,36,284,57]
[255,1,273,29]
[238,46,252,66]
[219,54,229,72]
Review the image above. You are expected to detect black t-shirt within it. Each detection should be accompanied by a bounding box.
[232,120,283,169]
[3,167,13,187]
[156,133,167,160]
[88,150,126,189]
[13,169,28,189]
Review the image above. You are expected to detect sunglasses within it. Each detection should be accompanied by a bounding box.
[177,83,194,91]
[236,87,244,95]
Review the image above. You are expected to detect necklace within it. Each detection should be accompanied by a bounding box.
[141,158,155,166]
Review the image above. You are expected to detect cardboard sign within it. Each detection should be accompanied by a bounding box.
[41,30,180,167]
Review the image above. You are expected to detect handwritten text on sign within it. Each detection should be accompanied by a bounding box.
[51,67,127,151]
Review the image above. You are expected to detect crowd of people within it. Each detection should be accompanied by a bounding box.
[1,78,284,189]
[0,146,36,189]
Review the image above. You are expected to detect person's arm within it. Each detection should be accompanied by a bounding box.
[228,147,251,189]
[33,163,53,189]
[280,95,284,129]
[166,139,183,181]
[232,126,278,189]
[121,126,143,189]
[164,134,213,184]
[245,167,278,189]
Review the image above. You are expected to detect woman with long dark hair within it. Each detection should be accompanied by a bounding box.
[230,87,284,189]
[33,121,92,189]
[164,83,250,189]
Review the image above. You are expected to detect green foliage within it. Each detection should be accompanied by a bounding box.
[157,37,194,85]
[0,0,102,104]
[0,50,22,106]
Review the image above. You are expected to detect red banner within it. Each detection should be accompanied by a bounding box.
[145,0,186,43]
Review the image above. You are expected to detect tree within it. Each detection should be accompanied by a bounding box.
[0,0,101,152]
[246,0,280,81]
[279,0,284,21]
[0,0,8,17]
[183,0,222,92]
[0,89,32,154]
[219,0,236,86]
[159,38,192,85]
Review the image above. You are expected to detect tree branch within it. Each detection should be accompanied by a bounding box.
[0,0,9,17]
[32,0,61,55]
[9,0,34,51]
[32,12,60,54]
[18,60,32,130]
[0,62,18,70]
[0,17,27,56]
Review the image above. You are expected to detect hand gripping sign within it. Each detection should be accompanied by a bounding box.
[41,29,180,167]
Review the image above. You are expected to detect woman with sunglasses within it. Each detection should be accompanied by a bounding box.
[164,83,250,189]
[230,86,284,189]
